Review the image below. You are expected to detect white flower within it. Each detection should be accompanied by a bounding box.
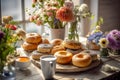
[99,38,109,48]
[35,9,42,15]
[79,3,89,13]
[64,1,74,10]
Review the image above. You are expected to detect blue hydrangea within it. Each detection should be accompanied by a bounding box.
[87,32,103,44]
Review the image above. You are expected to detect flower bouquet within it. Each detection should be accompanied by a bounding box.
[28,0,69,28]
[27,0,91,40]
[0,16,26,73]
[106,29,120,55]
[98,29,120,57]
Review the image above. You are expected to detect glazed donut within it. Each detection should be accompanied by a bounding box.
[51,39,63,46]
[37,44,53,53]
[22,42,38,51]
[62,39,81,49]
[32,51,42,60]
[25,33,42,44]
[72,53,92,67]
[87,41,100,50]
[51,45,65,54]
[81,50,98,61]
[54,51,73,64]
[32,50,47,60]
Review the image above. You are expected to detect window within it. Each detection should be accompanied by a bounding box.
[0,0,91,37]
[0,0,42,34]
[1,0,22,20]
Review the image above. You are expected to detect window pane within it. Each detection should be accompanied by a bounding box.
[1,0,22,21]
[25,0,32,20]
[25,23,44,35]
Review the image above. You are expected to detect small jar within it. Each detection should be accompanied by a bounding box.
[2,65,16,80]
[100,48,109,57]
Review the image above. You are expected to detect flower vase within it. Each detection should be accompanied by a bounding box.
[68,22,79,41]
[50,28,65,40]
[100,48,109,57]
[0,65,15,80]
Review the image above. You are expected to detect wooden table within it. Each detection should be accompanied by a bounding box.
[15,48,120,80]
[15,37,120,80]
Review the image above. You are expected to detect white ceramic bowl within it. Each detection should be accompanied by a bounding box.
[15,56,31,70]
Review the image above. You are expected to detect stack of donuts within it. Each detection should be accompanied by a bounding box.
[22,33,42,51]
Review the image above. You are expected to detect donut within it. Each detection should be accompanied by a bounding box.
[66,48,81,55]
[22,42,38,51]
[54,51,73,64]
[37,44,53,53]
[81,50,98,61]
[72,53,92,67]
[87,41,100,50]
[51,45,65,54]
[62,39,81,49]
[32,52,42,60]
[32,50,47,60]
[25,33,42,44]
[51,39,63,46]
[42,38,50,44]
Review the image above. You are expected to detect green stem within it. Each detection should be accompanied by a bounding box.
[0,59,4,73]
[68,22,79,41]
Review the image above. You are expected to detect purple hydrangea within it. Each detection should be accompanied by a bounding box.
[106,29,120,50]
[0,30,4,40]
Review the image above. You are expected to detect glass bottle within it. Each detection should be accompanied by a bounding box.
[2,65,16,80]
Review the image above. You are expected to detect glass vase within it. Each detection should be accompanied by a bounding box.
[100,48,109,57]
[68,22,79,41]
[0,65,16,80]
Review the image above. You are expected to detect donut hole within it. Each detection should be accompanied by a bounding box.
[30,33,35,36]
[54,51,73,64]
[77,54,84,58]
[60,51,67,55]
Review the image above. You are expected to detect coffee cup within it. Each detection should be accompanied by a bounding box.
[40,55,56,80]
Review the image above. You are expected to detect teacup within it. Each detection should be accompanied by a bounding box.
[15,56,31,70]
